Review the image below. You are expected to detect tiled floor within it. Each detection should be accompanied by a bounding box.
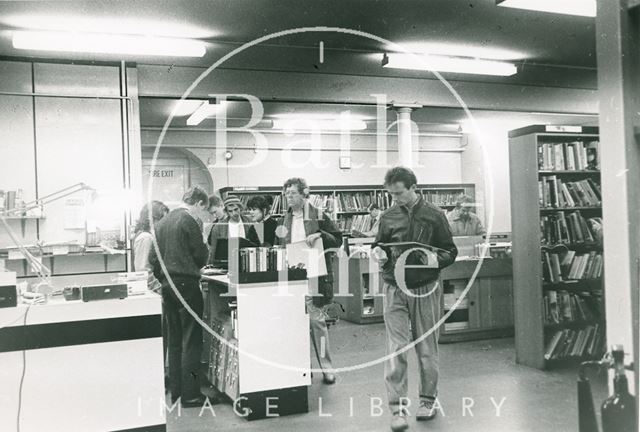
[168,321,607,432]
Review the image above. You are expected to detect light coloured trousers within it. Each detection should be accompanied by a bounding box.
[383,281,441,411]
[306,297,334,371]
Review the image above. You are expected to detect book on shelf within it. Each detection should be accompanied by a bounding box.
[335,192,375,212]
[540,211,602,245]
[339,214,373,233]
[422,190,464,207]
[544,323,604,361]
[539,176,601,208]
[270,194,284,214]
[377,192,393,210]
[542,250,603,282]
[543,290,601,324]
[538,141,600,171]
[308,193,334,213]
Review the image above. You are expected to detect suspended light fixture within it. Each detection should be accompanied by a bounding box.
[12,30,206,57]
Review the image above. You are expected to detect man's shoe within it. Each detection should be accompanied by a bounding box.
[416,399,437,421]
[180,395,219,408]
[322,373,336,384]
[390,411,409,431]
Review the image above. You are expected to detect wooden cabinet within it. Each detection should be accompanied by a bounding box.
[332,256,384,324]
[439,258,514,343]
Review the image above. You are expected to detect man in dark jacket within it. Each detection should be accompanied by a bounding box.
[372,167,457,431]
[151,186,210,407]
[277,177,343,385]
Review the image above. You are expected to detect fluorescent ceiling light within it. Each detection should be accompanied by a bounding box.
[528,111,598,117]
[272,113,373,121]
[171,100,206,117]
[12,30,206,57]
[186,101,224,126]
[384,42,525,61]
[496,0,596,17]
[273,118,367,131]
[4,15,213,38]
[382,53,517,76]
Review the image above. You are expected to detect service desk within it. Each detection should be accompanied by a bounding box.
[0,292,165,432]
[439,258,514,343]
[201,275,310,420]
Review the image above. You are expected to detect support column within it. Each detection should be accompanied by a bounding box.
[395,107,413,167]
[596,0,640,398]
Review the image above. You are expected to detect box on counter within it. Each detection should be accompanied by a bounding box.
[116,271,149,295]
[0,271,17,308]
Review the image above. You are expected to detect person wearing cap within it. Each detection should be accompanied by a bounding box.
[446,194,485,236]
[277,177,343,385]
[207,195,260,266]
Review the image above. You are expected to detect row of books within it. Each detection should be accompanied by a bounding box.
[335,192,376,212]
[232,188,469,215]
[538,141,600,171]
[422,190,465,207]
[542,250,603,282]
[238,246,286,273]
[540,212,602,245]
[544,324,605,360]
[336,214,374,233]
[539,176,601,208]
[543,290,601,324]
[308,194,334,213]
[268,194,286,214]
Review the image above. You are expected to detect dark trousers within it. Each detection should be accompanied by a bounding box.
[162,277,204,402]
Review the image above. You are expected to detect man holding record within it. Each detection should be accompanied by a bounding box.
[372,167,458,432]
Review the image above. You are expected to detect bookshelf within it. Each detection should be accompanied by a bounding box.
[509,125,605,369]
[219,184,476,234]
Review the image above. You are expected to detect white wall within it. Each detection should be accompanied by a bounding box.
[141,129,463,190]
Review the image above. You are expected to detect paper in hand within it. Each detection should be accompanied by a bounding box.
[286,238,328,278]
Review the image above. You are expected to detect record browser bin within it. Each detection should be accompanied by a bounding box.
[228,246,308,284]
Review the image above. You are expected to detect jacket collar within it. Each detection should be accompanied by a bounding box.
[399,195,423,214]
[282,201,320,244]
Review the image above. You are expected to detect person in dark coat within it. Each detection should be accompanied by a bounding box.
[150,186,213,407]
[247,195,279,246]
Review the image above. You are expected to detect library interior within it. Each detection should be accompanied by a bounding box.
[0,1,638,432]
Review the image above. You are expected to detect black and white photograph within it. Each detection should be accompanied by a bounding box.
[0,1,638,431]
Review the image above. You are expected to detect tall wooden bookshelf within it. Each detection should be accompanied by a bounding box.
[509,125,605,369]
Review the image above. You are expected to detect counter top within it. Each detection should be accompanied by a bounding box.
[0,291,161,328]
